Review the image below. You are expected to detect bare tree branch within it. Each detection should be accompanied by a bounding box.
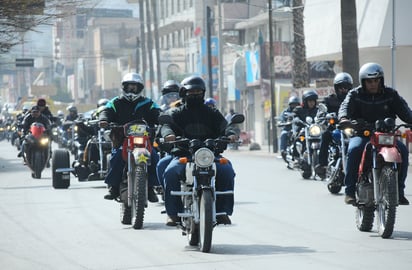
[0,0,94,54]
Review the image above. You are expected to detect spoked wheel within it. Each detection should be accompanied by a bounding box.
[376,165,397,238]
[199,189,213,253]
[132,164,147,230]
[327,167,344,194]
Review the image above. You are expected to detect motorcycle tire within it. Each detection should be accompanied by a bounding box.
[189,221,199,246]
[376,165,397,238]
[356,206,374,232]
[52,149,70,189]
[199,189,213,253]
[32,152,43,179]
[132,164,147,230]
[120,203,132,225]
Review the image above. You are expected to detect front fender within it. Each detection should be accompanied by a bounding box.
[378,147,402,163]
[132,148,151,165]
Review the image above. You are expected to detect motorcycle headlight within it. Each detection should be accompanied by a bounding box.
[377,134,395,145]
[40,138,49,145]
[309,124,321,136]
[194,148,214,168]
[343,128,354,137]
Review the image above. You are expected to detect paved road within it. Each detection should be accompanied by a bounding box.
[0,141,411,270]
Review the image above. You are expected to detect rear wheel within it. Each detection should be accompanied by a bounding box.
[52,149,70,189]
[376,165,397,238]
[199,190,213,253]
[356,206,374,232]
[120,203,132,225]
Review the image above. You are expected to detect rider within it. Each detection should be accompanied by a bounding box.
[315,72,353,178]
[158,75,238,226]
[279,96,301,160]
[293,89,319,123]
[65,105,79,121]
[92,98,110,120]
[204,97,217,109]
[17,106,52,158]
[339,62,412,205]
[37,98,54,121]
[158,80,180,111]
[99,72,160,202]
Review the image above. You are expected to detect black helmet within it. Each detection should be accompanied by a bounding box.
[288,96,301,105]
[333,72,353,90]
[302,89,318,103]
[161,80,180,95]
[333,72,353,101]
[359,62,384,88]
[179,76,206,98]
[97,98,109,108]
[121,73,144,101]
[67,105,77,113]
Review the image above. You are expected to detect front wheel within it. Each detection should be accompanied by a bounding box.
[376,165,397,238]
[132,164,147,230]
[33,151,43,179]
[199,189,213,253]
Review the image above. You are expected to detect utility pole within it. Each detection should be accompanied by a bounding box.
[206,6,213,98]
[152,0,162,91]
[268,0,278,153]
[218,0,225,112]
[139,0,146,94]
[145,0,155,98]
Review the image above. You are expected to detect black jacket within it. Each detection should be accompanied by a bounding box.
[22,114,51,134]
[323,94,342,114]
[160,104,235,141]
[338,86,412,124]
[99,95,160,127]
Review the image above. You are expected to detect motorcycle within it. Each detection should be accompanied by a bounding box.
[343,118,412,238]
[159,113,244,253]
[113,120,156,229]
[324,113,351,194]
[23,122,51,178]
[52,120,111,189]
[290,104,327,179]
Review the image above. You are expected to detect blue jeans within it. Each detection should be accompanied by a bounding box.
[344,136,409,197]
[279,130,289,152]
[105,147,159,189]
[156,154,173,188]
[163,157,235,217]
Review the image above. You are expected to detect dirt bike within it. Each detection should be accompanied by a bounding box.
[23,122,51,179]
[158,113,244,253]
[113,120,156,230]
[343,118,412,238]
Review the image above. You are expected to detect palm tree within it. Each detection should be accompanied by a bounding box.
[341,0,360,84]
[292,0,309,88]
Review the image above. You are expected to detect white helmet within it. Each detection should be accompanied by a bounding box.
[121,73,144,102]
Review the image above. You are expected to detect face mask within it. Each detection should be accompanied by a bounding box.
[185,94,204,108]
[123,92,141,102]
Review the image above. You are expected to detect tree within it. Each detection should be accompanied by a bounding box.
[0,0,92,54]
[340,0,359,84]
[292,0,309,88]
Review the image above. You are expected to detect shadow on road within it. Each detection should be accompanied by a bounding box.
[205,244,315,255]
